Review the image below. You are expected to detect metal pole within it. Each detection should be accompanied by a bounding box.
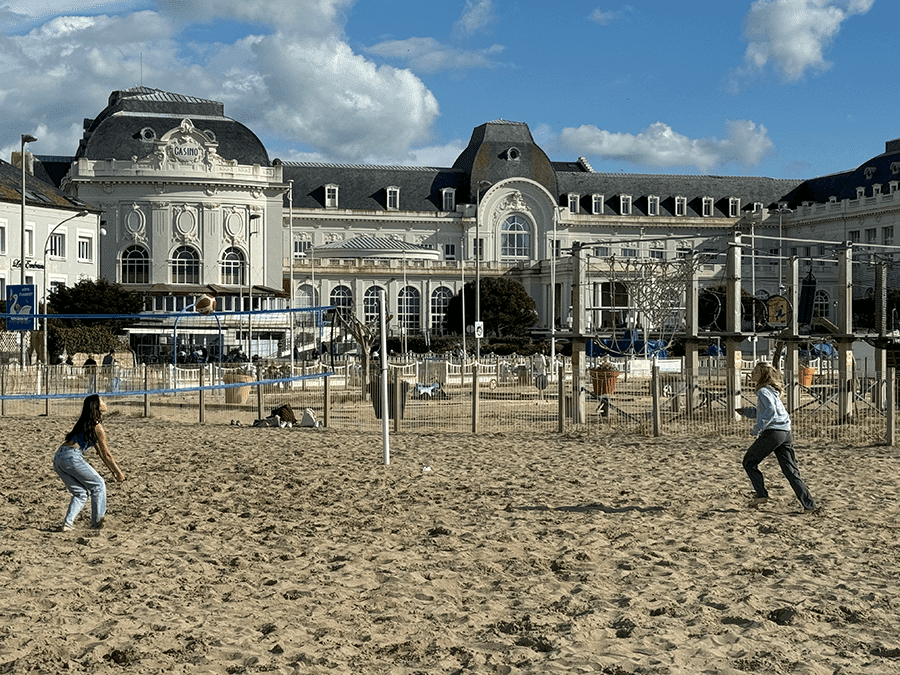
[288,181,295,373]
[475,186,481,361]
[460,240,466,358]
[379,288,390,465]
[43,211,87,365]
[550,205,557,376]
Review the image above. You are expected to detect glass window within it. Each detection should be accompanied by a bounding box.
[398,286,420,329]
[431,287,453,333]
[729,198,741,218]
[884,226,894,245]
[814,290,830,320]
[848,230,860,243]
[121,245,149,284]
[0,219,5,254]
[25,226,34,257]
[443,243,456,260]
[501,215,529,260]
[294,239,311,259]
[330,285,353,318]
[620,195,632,215]
[364,286,383,323]
[647,196,659,216]
[675,197,686,216]
[325,184,339,208]
[48,232,65,258]
[387,187,400,210]
[77,234,92,262]
[171,246,200,284]
[568,194,579,214]
[592,195,604,215]
[442,189,455,212]
[702,197,714,217]
[221,247,245,286]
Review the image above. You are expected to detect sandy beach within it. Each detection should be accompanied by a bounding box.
[2,412,900,674]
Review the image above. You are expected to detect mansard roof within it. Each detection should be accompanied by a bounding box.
[73,87,270,166]
[556,171,803,217]
[282,162,468,212]
[780,137,900,205]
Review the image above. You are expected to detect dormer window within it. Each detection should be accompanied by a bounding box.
[702,197,714,217]
[441,188,456,212]
[620,195,632,215]
[647,196,659,216]
[891,182,900,194]
[675,196,686,216]
[753,201,763,213]
[873,184,882,196]
[568,194,580,214]
[592,194,604,215]
[387,186,400,210]
[729,198,741,218]
[856,187,865,199]
[505,147,521,161]
[325,184,339,209]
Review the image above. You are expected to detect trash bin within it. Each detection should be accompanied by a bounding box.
[224,371,254,404]
[370,381,410,420]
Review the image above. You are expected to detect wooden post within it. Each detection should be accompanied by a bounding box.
[143,364,150,417]
[570,242,587,424]
[256,363,264,420]
[392,368,401,433]
[887,367,896,446]
[471,362,480,433]
[557,362,565,433]
[199,365,206,424]
[1,367,6,417]
[785,257,801,411]
[323,373,331,428]
[44,364,51,417]
[651,363,661,437]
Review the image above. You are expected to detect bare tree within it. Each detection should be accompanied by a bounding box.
[332,309,391,399]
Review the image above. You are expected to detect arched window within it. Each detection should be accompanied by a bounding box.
[399,286,420,329]
[171,246,200,284]
[814,290,831,321]
[121,245,149,284]
[221,247,245,286]
[431,287,453,333]
[364,286,384,324]
[330,285,353,318]
[297,284,317,308]
[501,214,530,261]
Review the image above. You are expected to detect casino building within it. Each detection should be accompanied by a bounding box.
[14,86,900,360]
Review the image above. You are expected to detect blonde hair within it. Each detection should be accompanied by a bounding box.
[752,362,784,394]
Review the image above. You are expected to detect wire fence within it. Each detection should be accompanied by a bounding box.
[0,356,892,444]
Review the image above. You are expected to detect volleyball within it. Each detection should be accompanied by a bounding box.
[195,294,216,315]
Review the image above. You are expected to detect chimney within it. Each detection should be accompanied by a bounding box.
[11,150,35,176]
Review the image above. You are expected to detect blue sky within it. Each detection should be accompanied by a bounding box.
[0,0,893,179]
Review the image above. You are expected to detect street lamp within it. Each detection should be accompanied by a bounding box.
[20,134,37,286]
[474,180,492,359]
[246,213,261,360]
[288,180,295,372]
[550,205,559,374]
[43,210,89,364]
[773,204,793,293]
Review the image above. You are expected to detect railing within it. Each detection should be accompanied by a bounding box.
[0,357,893,444]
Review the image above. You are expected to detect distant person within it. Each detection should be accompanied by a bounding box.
[52,394,125,531]
[737,362,818,513]
[102,350,115,367]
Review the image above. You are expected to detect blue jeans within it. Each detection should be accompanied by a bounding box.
[53,445,106,528]
[743,429,817,510]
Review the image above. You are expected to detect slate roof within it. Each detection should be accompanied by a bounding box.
[282,163,468,212]
[72,87,270,166]
[0,156,94,212]
[313,236,440,254]
[780,137,900,205]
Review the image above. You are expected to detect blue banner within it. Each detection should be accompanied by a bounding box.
[6,284,35,331]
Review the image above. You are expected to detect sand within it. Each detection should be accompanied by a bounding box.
[2,414,900,674]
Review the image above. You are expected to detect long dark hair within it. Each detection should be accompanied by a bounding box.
[65,394,104,446]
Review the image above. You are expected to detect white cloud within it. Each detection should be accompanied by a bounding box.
[589,5,633,26]
[740,0,875,81]
[454,0,495,35]
[0,1,444,163]
[366,37,504,74]
[559,120,774,172]
[257,36,439,162]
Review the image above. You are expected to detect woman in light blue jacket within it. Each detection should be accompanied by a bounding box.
[738,362,818,512]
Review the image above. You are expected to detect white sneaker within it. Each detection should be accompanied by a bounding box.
[61,525,74,532]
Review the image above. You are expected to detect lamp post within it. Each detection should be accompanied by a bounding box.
[247,213,261,360]
[43,210,89,364]
[474,180,492,359]
[19,134,37,368]
[550,205,559,374]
